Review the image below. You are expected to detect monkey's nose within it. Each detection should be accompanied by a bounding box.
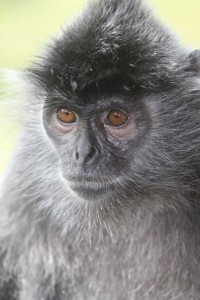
[74,145,98,167]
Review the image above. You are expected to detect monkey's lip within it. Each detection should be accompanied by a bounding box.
[66,176,115,199]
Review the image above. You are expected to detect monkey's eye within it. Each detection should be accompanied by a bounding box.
[106,110,128,127]
[57,108,76,123]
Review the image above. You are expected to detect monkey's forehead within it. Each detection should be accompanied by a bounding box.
[29,0,189,95]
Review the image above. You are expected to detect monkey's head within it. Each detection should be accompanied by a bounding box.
[27,0,200,235]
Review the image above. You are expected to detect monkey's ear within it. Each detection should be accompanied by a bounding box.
[188,50,200,70]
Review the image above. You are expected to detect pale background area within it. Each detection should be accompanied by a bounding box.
[0,0,200,174]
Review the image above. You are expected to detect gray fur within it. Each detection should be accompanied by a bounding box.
[1,0,200,299]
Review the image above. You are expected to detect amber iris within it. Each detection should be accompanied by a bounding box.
[107,110,127,127]
[57,109,76,123]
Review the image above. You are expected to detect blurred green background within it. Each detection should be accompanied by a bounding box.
[1,0,200,174]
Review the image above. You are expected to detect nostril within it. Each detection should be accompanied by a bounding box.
[84,147,97,163]
[75,151,79,160]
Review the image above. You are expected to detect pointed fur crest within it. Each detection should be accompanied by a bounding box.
[30,0,187,95]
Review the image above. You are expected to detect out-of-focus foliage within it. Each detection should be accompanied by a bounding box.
[151,0,200,48]
[1,0,200,173]
[0,0,86,69]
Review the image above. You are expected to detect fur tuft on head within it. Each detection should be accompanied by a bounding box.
[29,0,188,95]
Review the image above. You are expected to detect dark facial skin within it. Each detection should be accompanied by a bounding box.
[43,87,150,202]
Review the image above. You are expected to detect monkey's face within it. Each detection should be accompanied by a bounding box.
[43,85,151,202]
[41,70,200,207]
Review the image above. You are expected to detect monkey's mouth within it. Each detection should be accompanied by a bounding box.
[66,176,115,200]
